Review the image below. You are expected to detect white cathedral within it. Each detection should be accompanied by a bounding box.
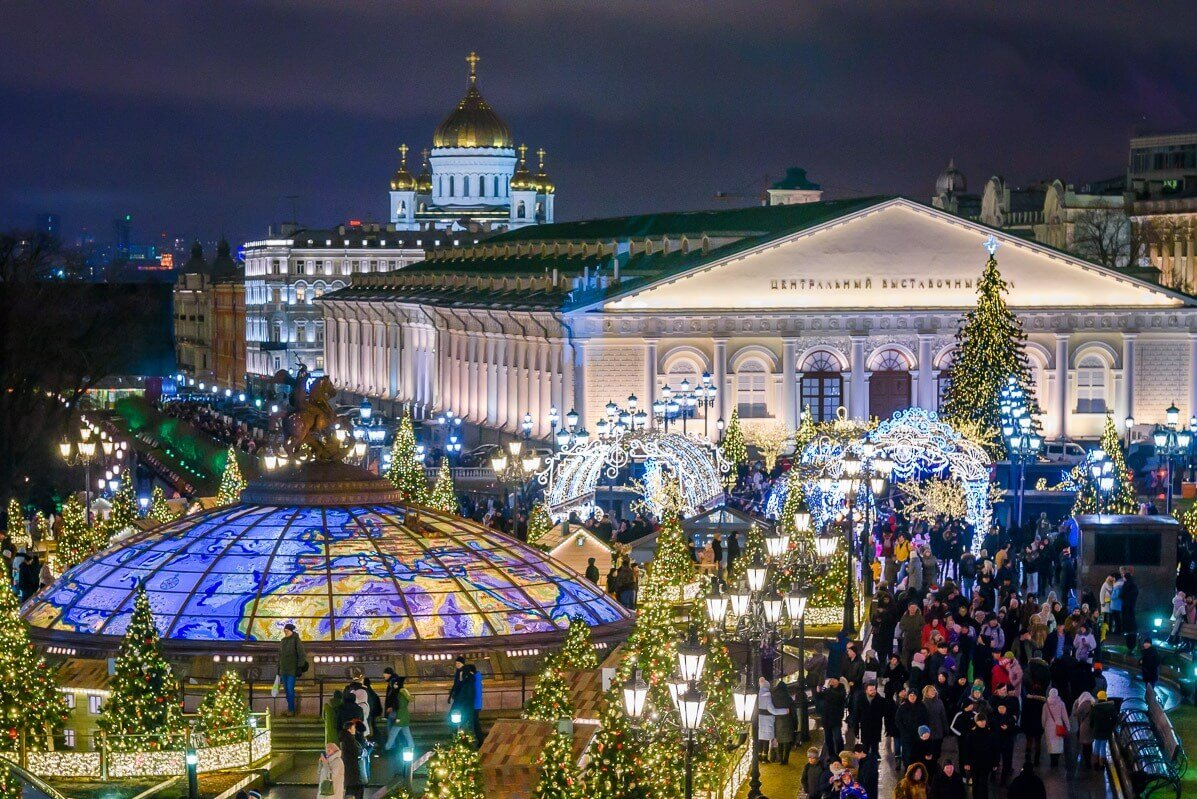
[388,51,555,232]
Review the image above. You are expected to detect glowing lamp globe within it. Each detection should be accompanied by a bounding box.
[622,671,649,720]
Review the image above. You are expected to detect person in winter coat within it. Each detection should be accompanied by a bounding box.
[908,553,925,593]
[384,674,413,753]
[771,680,796,764]
[317,743,345,799]
[1090,690,1117,768]
[991,696,1018,784]
[1041,688,1070,767]
[1072,691,1096,769]
[852,744,880,799]
[323,690,344,745]
[817,678,848,759]
[850,682,889,754]
[1021,690,1046,766]
[801,748,830,799]
[336,688,364,732]
[893,689,924,768]
[920,685,948,760]
[1007,761,1047,799]
[1141,639,1161,694]
[894,762,930,799]
[339,720,367,799]
[756,676,777,761]
[1003,652,1024,695]
[899,603,926,666]
[962,714,996,799]
[929,759,966,799]
[1122,567,1140,649]
[277,623,308,716]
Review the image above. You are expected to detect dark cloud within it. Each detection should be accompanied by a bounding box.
[1,1,1195,244]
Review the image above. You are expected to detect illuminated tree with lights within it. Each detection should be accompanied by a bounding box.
[940,239,1037,458]
[691,630,739,794]
[216,447,246,506]
[641,508,694,602]
[147,486,179,525]
[428,458,459,514]
[730,523,767,580]
[197,669,250,746]
[99,586,185,750]
[385,410,428,505]
[619,598,683,799]
[523,654,574,721]
[527,502,554,548]
[794,405,819,452]
[104,469,140,539]
[720,408,748,476]
[533,729,584,799]
[0,582,68,749]
[56,495,107,571]
[0,765,21,799]
[585,691,645,799]
[424,731,486,799]
[6,500,29,550]
[557,616,598,670]
[1071,414,1138,515]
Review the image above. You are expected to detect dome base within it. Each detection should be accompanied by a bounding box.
[241,461,404,506]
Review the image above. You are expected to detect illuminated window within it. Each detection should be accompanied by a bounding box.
[799,351,842,422]
[1076,354,1108,413]
[296,285,306,304]
[63,692,76,710]
[63,729,75,748]
[88,694,103,714]
[736,359,769,418]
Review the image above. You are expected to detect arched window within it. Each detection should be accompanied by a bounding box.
[1076,353,1109,413]
[736,359,769,418]
[874,351,909,371]
[295,284,307,304]
[665,358,706,417]
[479,175,486,197]
[398,200,406,215]
[799,351,843,422]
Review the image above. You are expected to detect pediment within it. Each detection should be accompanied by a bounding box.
[604,200,1189,312]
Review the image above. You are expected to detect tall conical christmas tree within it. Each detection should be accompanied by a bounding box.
[56,495,107,571]
[940,238,1037,458]
[640,508,694,603]
[385,410,429,504]
[730,523,767,580]
[0,582,68,748]
[533,730,584,799]
[424,731,486,799]
[522,654,574,721]
[99,586,185,750]
[147,486,179,525]
[557,616,598,670]
[585,692,645,799]
[691,630,739,793]
[0,764,21,799]
[428,458,458,514]
[6,499,29,550]
[1072,414,1138,515]
[105,470,139,538]
[216,447,246,505]
[720,408,748,474]
[197,670,250,746]
[526,502,554,548]
[619,598,683,799]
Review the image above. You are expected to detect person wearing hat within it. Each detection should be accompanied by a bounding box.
[930,758,966,799]
[894,762,929,799]
[1007,760,1047,799]
[277,623,308,717]
[1090,690,1116,768]
[963,713,996,799]
[801,747,828,799]
[339,719,367,799]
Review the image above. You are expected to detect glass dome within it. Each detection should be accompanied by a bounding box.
[24,501,630,646]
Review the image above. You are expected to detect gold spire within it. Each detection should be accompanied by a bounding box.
[536,147,546,170]
[466,51,480,83]
[511,142,536,191]
[534,147,555,194]
[432,51,513,148]
[416,148,432,193]
[389,142,416,191]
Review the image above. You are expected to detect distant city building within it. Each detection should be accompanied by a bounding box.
[1127,132,1197,291]
[174,240,243,384]
[766,167,824,206]
[211,241,247,389]
[113,214,132,253]
[36,213,60,238]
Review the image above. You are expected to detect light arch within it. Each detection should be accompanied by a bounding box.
[729,345,780,373]
[1070,341,1118,369]
[867,344,917,371]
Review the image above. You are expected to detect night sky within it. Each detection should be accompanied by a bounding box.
[2,1,1196,247]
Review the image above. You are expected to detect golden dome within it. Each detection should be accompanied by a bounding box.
[432,52,513,149]
[534,147,555,194]
[510,144,537,191]
[389,144,416,191]
[416,148,433,194]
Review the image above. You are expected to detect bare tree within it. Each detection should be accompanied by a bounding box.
[1069,202,1140,269]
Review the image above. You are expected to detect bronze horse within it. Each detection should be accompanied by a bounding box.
[272,363,344,460]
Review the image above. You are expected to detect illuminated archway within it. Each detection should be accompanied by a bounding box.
[537,429,729,521]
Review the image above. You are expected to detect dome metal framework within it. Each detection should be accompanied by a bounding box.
[24,466,631,655]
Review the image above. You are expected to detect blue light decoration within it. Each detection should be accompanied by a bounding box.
[764,479,788,521]
[23,503,629,643]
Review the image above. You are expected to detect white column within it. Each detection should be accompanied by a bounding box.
[714,339,728,422]
[782,337,797,429]
[849,336,868,420]
[573,340,588,427]
[484,336,498,426]
[538,342,551,438]
[916,334,934,410]
[516,340,530,431]
[468,337,481,422]
[1055,333,1069,440]
[1119,333,1136,426]
[1189,334,1197,422]
[644,339,658,412]
[550,342,564,417]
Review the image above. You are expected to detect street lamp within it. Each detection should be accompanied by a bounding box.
[678,683,708,799]
[1000,376,1042,531]
[60,424,104,526]
[1153,402,1194,515]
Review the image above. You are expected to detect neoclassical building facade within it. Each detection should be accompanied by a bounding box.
[319,198,1197,444]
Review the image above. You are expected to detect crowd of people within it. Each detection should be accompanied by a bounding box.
[161,399,265,455]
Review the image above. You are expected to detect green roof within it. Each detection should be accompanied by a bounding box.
[770,167,821,191]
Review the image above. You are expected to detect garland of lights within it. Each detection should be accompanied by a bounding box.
[537,427,728,521]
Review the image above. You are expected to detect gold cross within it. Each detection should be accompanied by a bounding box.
[398,143,408,164]
[466,51,480,80]
[518,143,528,163]
[421,148,430,165]
[536,147,547,169]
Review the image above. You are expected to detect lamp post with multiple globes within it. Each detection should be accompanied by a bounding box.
[1152,402,1194,515]
[59,423,110,526]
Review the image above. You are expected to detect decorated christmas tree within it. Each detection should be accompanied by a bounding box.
[98,586,185,750]
[940,239,1037,458]
[527,502,554,548]
[105,470,140,538]
[0,764,21,799]
[720,408,748,475]
[730,523,767,580]
[523,654,574,721]
[0,582,68,748]
[794,404,819,452]
[557,616,598,670]
[640,508,694,603]
[385,410,429,505]
[56,495,108,571]
[1071,414,1138,515]
[147,486,179,525]
[424,731,486,799]
[428,458,458,514]
[618,599,683,799]
[533,730,584,799]
[6,499,29,550]
[585,692,645,799]
[34,513,52,543]
[197,670,250,746]
[216,447,246,505]
[690,631,739,794]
